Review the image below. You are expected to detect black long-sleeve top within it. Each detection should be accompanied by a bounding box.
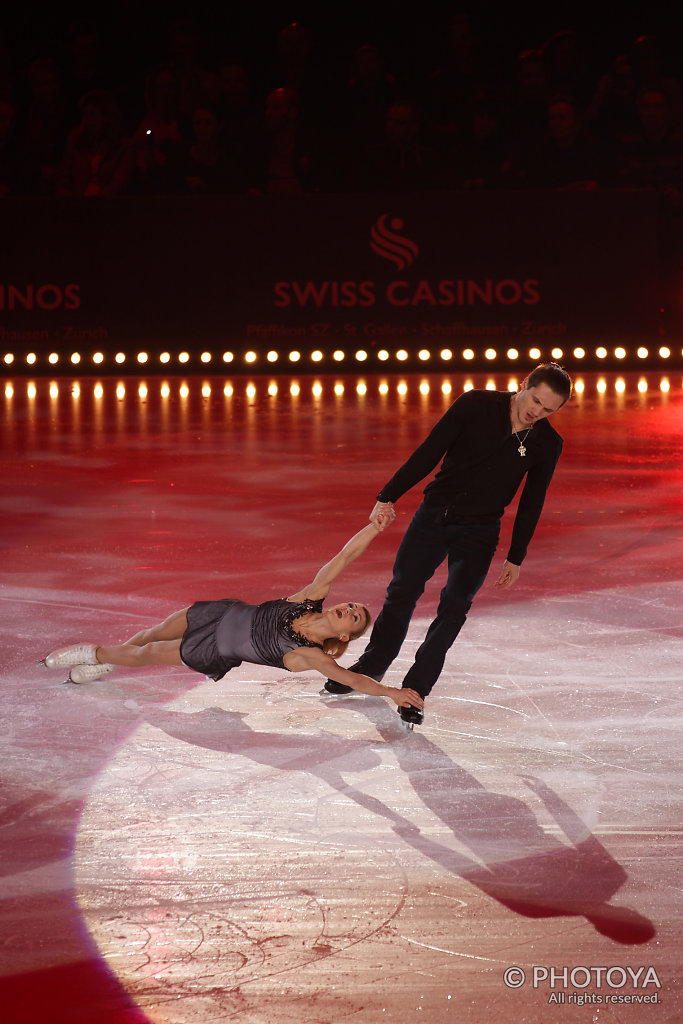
[376,389,563,565]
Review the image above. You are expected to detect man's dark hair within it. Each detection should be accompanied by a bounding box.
[525,362,573,404]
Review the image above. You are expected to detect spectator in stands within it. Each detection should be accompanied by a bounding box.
[427,13,492,154]
[270,22,332,181]
[629,35,682,128]
[361,99,441,191]
[586,55,638,146]
[541,30,592,112]
[447,88,511,189]
[166,18,221,117]
[251,86,313,194]
[182,104,247,194]
[56,89,133,196]
[344,44,396,151]
[218,58,262,157]
[323,43,396,191]
[134,65,183,147]
[62,18,115,115]
[17,58,73,194]
[273,22,316,94]
[131,64,185,192]
[616,86,683,205]
[504,50,549,165]
[520,94,606,190]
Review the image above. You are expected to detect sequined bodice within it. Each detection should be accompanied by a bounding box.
[214,597,324,671]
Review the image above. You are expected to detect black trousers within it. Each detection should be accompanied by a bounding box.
[353,502,500,697]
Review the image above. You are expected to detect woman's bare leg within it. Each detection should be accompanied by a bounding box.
[124,608,190,647]
[96,639,183,668]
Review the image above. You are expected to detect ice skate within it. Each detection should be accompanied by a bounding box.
[320,679,354,696]
[42,643,99,669]
[398,704,424,731]
[68,662,115,684]
[320,668,385,698]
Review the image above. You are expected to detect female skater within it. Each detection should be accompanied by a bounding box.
[43,518,424,714]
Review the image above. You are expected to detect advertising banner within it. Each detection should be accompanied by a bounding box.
[0,190,659,353]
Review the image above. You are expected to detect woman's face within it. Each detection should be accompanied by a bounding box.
[326,602,368,640]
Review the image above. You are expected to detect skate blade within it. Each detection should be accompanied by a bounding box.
[319,688,361,698]
[399,719,415,732]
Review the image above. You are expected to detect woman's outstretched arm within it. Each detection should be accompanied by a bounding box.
[283,647,423,710]
[287,514,393,603]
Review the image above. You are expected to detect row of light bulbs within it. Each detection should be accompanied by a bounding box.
[4,377,676,402]
[1,344,679,369]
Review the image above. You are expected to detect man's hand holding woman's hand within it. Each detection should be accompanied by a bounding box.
[370,501,396,532]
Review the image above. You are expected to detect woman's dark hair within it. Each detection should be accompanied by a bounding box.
[524,362,573,404]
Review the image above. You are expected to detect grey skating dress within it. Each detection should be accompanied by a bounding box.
[180,597,324,681]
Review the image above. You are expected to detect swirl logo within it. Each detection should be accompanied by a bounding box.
[370,215,419,271]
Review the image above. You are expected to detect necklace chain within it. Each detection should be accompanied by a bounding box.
[511,396,532,456]
[512,425,532,456]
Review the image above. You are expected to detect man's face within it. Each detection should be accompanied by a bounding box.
[515,383,565,427]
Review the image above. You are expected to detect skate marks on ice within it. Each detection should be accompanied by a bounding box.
[74,700,418,1023]
[72,600,668,1022]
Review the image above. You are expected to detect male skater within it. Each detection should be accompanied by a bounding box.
[325,363,572,727]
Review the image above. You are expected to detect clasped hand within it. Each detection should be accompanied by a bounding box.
[369,501,396,532]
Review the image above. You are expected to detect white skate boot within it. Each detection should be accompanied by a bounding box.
[69,662,115,684]
[42,643,99,669]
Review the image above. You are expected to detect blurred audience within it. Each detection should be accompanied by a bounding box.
[616,86,683,208]
[62,18,114,114]
[182,103,247,194]
[505,49,549,166]
[519,95,609,189]
[165,18,222,116]
[18,58,73,194]
[361,99,441,191]
[447,89,511,189]
[254,85,312,194]
[131,65,184,193]
[56,89,132,197]
[0,10,680,197]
